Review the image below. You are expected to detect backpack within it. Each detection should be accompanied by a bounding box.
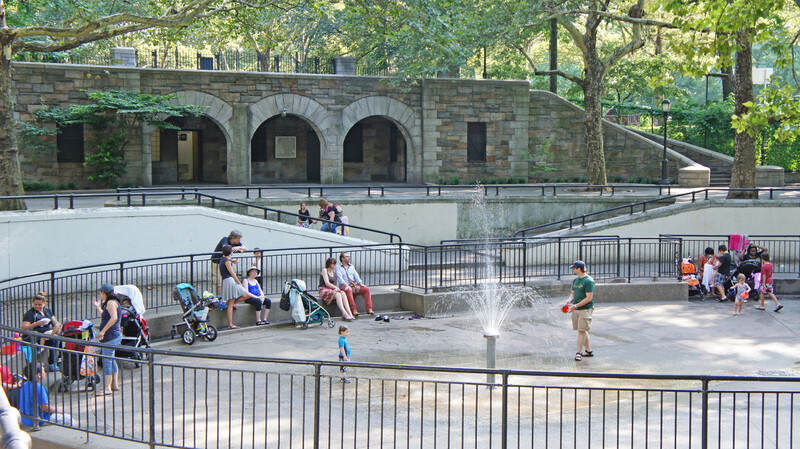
[331,204,343,217]
[279,288,291,311]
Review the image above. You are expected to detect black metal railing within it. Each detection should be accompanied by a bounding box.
[514,187,800,237]
[6,235,799,328]
[5,191,401,243]
[3,328,798,448]
[115,183,673,199]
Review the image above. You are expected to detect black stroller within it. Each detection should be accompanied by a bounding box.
[170,283,220,345]
[724,259,761,301]
[115,306,151,365]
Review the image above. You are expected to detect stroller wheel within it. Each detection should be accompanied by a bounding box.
[57,381,69,393]
[204,324,218,342]
[301,322,309,330]
[181,328,196,345]
[328,320,335,328]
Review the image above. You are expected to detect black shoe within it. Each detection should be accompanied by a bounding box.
[775,305,783,312]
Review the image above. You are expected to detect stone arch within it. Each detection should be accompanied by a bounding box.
[167,91,234,142]
[340,96,420,182]
[249,94,330,143]
[249,94,331,182]
[142,90,235,184]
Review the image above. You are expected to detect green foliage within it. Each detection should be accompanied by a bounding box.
[627,176,654,184]
[16,120,57,161]
[522,139,556,182]
[34,90,206,187]
[22,181,77,192]
[669,100,736,157]
[84,132,128,188]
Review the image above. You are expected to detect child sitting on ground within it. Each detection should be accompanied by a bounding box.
[733,273,750,316]
[17,362,72,426]
[758,253,783,312]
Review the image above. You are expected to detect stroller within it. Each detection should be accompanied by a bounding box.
[679,258,705,298]
[724,259,761,301]
[55,320,101,392]
[170,283,220,345]
[281,280,335,330]
[114,285,151,364]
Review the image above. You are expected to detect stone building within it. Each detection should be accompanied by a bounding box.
[13,62,678,187]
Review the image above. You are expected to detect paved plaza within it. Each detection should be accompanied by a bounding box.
[31,292,799,448]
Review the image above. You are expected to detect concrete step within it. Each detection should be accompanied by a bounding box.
[147,287,403,340]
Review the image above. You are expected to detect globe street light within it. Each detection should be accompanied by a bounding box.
[660,99,671,184]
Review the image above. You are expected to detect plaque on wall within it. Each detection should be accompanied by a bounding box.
[275,136,297,159]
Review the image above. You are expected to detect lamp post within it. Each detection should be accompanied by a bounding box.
[660,99,671,184]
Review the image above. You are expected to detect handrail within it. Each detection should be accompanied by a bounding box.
[2,191,402,243]
[513,187,800,238]
[116,183,673,198]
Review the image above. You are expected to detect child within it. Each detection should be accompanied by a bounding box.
[244,266,271,325]
[700,247,718,296]
[18,362,72,426]
[758,253,783,312]
[733,273,750,316]
[338,325,351,384]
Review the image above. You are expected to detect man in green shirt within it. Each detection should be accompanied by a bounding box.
[567,261,595,361]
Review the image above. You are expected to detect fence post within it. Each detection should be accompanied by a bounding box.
[190,255,195,287]
[397,244,403,289]
[313,363,321,449]
[557,238,562,280]
[119,263,125,285]
[522,240,527,286]
[148,352,157,449]
[701,379,709,449]
[425,249,429,293]
[627,239,632,283]
[50,271,57,319]
[501,372,509,449]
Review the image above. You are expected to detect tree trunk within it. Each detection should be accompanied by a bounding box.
[583,40,608,187]
[727,29,757,199]
[0,41,27,210]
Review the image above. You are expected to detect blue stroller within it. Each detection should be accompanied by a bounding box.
[281,280,335,330]
[170,283,220,345]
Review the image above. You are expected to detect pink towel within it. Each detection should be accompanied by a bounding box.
[728,234,749,251]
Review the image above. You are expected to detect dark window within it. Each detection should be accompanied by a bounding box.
[56,123,84,163]
[467,122,486,162]
[251,126,267,162]
[343,123,363,162]
[160,129,178,162]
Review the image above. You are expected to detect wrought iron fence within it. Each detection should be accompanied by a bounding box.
[2,236,798,327]
[13,47,392,76]
[2,329,798,448]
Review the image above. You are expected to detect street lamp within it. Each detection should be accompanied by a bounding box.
[660,99,671,184]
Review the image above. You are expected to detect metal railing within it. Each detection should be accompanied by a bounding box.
[4,191,401,243]
[115,183,673,199]
[2,328,798,449]
[6,235,799,328]
[514,187,800,237]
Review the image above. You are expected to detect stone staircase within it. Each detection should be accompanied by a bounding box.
[628,129,733,186]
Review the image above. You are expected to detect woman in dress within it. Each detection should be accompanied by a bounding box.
[319,257,354,321]
[220,245,262,329]
[92,283,122,396]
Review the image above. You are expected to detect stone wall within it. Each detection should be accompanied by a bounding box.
[528,91,681,183]
[13,62,679,187]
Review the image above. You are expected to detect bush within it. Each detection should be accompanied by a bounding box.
[450,176,461,185]
[23,181,77,192]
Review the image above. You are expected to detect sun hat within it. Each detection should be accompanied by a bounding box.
[99,283,115,294]
[247,266,261,274]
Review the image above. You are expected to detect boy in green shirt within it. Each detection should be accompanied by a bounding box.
[566,261,595,361]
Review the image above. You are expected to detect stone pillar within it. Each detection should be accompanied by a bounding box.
[332,57,356,75]
[112,47,137,67]
[678,165,710,187]
[228,104,251,184]
[140,124,154,186]
[756,165,784,187]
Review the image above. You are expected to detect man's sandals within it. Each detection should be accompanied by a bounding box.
[575,350,594,361]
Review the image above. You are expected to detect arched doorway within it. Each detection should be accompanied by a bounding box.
[250,115,321,183]
[342,117,407,182]
[152,116,227,183]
